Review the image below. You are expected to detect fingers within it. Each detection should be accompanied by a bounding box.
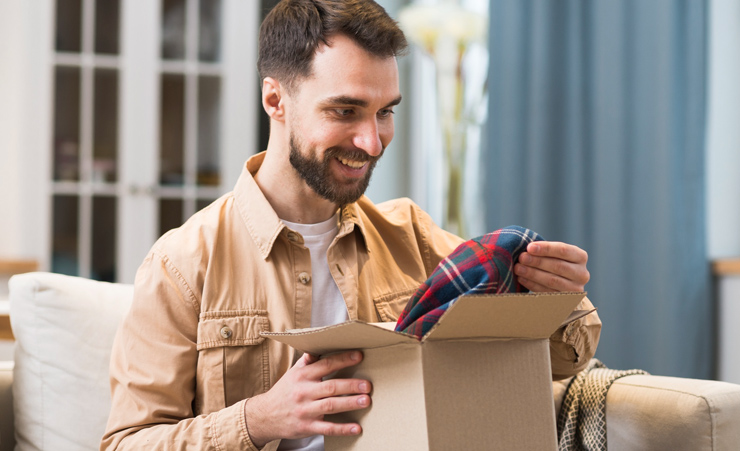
[308,392,371,417]
[514,260,589,291]
[292,352,317,369]
[526,241,588,264]
[516,253,588,286]
[516,275,558,293]
[302,350,364,380]
[312,420,363,437]
[315,378,372,399]
[245,350,370,445]
[514,241,590,292]
[297,354,371,437]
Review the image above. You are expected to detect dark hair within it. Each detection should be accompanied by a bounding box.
[258,0,408,92]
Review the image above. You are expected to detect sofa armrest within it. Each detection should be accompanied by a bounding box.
[553,372,740,451]
[606,374,740,451]
[0,361,14,451]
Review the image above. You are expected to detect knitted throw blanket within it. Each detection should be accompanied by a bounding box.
[557,358,649,451]
[394,225,544,338]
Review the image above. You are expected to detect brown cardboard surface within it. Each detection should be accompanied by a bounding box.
[326,344,429,451]
[422,340,556,450]
[264,321,418,355]
[263,292,588,451]
[423,292,585,341]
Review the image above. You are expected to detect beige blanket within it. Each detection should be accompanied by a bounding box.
[557,358,648,451]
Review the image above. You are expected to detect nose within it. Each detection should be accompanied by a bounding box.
[352,119,384,157]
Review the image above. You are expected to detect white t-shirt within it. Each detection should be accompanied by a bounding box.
[278,213,348,451]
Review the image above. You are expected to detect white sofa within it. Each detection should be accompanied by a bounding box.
[2,272,740,450]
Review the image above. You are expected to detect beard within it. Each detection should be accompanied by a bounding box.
[289,132,382,206]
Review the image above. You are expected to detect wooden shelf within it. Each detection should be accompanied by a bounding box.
[0,316,12,341]
[713,259,740,276]
[0,259,38,275]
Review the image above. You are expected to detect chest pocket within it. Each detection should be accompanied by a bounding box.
[373,287,417,323]
[196,311,269,410]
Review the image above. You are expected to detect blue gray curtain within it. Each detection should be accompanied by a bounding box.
[484,0,710,378]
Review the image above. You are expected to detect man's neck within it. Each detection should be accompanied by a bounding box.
[254,148,339,224]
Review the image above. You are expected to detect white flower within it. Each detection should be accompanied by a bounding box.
[398,2,487,55]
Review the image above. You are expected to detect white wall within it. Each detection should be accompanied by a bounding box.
[0,1,53,267]
[706,0,740,259]
[0,1,28,258]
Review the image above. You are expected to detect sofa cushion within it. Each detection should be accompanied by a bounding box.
[9,272,133,451]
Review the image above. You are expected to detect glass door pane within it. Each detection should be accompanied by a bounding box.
[159,199,184,236]
[162,0,187,60]
[160,74,185,185]
[91,196,117,282]
[199,0,221,62]
[56,0,83,52]
[95,0,121,54]
[52,195,80,276]
[53,66,81,182]
[197,75,220,186]
[93,69,119,182]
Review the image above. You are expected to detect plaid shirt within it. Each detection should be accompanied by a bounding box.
[395,226,544,338]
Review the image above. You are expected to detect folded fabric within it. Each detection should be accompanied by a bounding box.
[394,225,544,338]
[557,358,649,451]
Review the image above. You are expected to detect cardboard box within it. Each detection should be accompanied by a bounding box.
[264,291,588,451]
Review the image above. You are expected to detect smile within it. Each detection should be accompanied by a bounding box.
[337,157,367,169]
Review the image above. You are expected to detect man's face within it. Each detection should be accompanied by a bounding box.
[288,132,382,207]
[284,34,401,206]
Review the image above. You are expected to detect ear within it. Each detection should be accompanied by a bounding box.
[262,77,286,122]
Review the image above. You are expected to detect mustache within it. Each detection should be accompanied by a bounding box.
[324,146,384,163]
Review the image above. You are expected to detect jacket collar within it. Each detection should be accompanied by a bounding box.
[234,152,369,259]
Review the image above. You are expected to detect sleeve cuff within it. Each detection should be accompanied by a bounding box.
[210,399,260,451]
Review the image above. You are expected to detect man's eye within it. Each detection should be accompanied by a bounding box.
[334,109,354,117]
[378,109,395,118]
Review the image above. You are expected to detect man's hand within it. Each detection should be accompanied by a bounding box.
[244,350,371,447]
[514,241,589,292]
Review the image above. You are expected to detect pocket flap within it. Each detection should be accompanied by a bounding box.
[374,287,417,322]
[197,310,269,350]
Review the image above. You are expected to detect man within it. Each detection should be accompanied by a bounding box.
[102,1,600,450]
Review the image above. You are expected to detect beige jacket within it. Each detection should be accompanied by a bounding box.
[102,152,601,451]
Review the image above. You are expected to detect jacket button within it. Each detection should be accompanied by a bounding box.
[220,326,233,339]
[298,272,311,285]
[287,231,299,242]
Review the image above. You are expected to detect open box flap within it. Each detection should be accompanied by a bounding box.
[560,308,597,328]
[422,292,587,342]
[262,320,418,355]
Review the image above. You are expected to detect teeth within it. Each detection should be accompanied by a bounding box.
[338,158,366,169]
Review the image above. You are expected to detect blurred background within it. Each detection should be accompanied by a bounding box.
[0,0,738,382]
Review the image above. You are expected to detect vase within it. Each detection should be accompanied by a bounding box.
[399,1,488,240]
[442,120,468,239]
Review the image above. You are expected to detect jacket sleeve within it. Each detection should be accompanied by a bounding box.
[548,296,602,381]
[100,251,263,451]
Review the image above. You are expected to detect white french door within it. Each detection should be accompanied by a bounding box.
[47,0,258,283]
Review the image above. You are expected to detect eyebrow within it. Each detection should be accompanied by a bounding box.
[321,95,403,109]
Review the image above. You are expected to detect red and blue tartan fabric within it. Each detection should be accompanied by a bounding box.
[394,225,544,338]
